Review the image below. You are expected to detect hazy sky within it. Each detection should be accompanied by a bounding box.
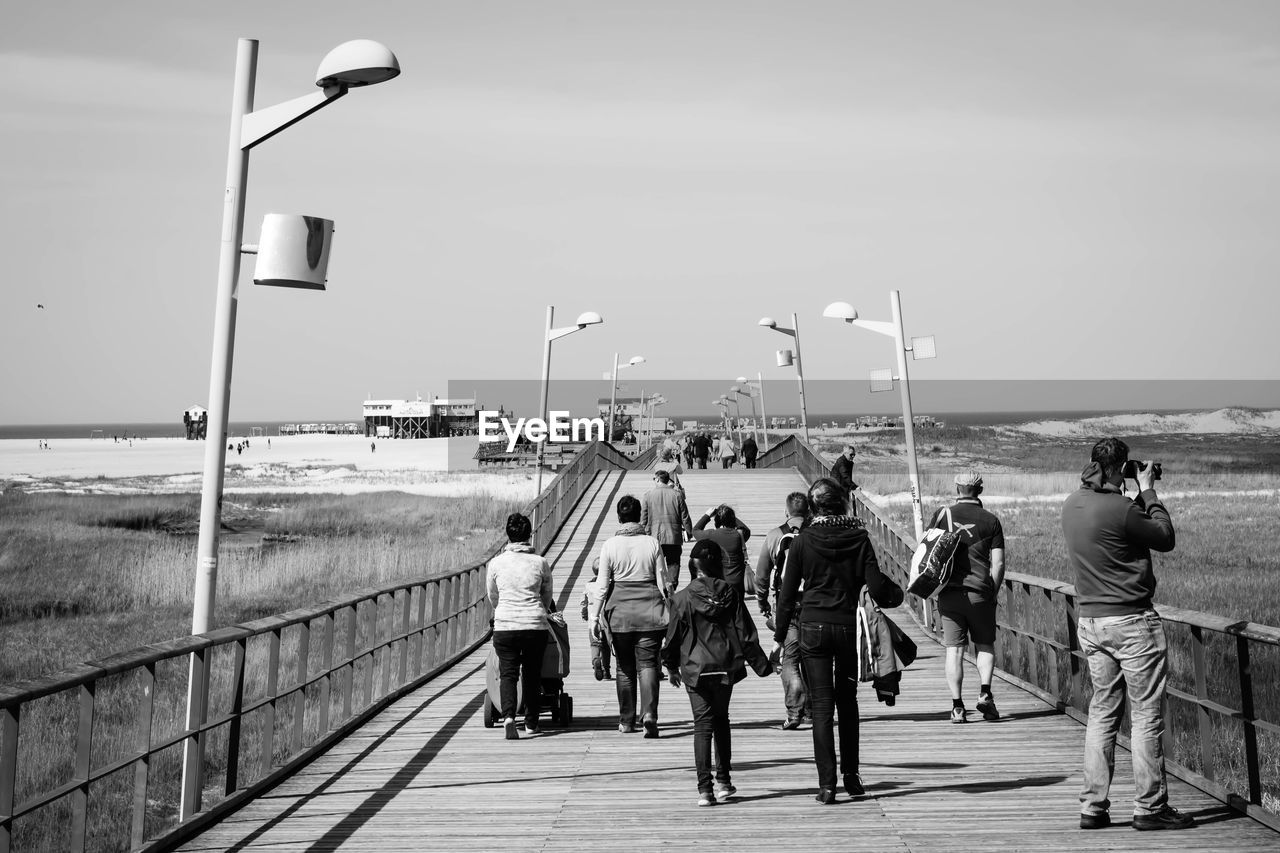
[3,1,1279,424]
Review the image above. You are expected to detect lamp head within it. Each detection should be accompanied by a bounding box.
[575,311,603,328]
[823,301,858,323]
[315,39,401,88]
[758,317,777,329]
[736,376,748,383]
[628,356,646,365]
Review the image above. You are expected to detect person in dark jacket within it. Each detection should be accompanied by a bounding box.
[1061,437,1192,832]
[772,477,903,804]
[691,432,711,469]
[740,434,759,468]
[662,540,773,807]
[831,444,858,496]
[691,505,752,594]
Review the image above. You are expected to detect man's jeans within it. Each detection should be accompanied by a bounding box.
[780,621,809,721]
[799,621,860,789]
[686,679,734,792]
[612,629,664,727]
[1078,610,1171,816]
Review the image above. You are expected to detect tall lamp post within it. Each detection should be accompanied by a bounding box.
[537,305,603,493]
[606,354,645,442]
[712,399,730,434]
[719,394,742,446]
[758,313,810,442]
[823,291,936,542]
[184,37,400,820]
[732,378,761,448]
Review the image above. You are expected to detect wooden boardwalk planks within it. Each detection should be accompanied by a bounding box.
[179,468,1279,852]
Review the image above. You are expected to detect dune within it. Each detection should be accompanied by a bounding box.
[1011,407,1280,438]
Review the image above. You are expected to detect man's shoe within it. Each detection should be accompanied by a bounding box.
[843,773,865,797]
[1080,812,1110,830]
[713,782,737,802]
[618,722,638,734]
[504,718,519,740]
[815,787,837,805]
[781,717,802,731]
[593,659,604,681]
[976,692,1000,721]
[950,706,968,724]
[642,716,660,739]
[524,721,541,735]
[697,791,718,807]
[1133,807,1195,831]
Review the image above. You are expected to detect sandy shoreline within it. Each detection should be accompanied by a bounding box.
[0,435,539,500]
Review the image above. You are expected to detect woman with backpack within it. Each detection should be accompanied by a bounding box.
[662,540,774,807]
[771,478,904,803]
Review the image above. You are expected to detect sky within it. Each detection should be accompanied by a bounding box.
[3,1,1279,424]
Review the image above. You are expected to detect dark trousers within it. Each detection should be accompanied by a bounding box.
[743,453,757,468]
[694,454,708,469]
[612,629,664,726]
[660,543,683,586]
[686,679,734,792]
[589,629,612,672]
[799,621,860,789]
[492,628,548,726]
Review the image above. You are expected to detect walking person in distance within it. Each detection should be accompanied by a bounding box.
[772,478,904,803]
[641,469,693,593]
[486,513,555,739]
[755,490,811,729]
[1061,437,1193,832]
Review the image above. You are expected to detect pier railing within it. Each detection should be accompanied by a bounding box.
[0,440,653,852]
[758,434,1279,829]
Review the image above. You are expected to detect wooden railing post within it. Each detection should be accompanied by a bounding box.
[225,637,248,795]
[291,622,310,755]
[1191,625,1214,780]
[341,605,357,721]
[398,589,412,687]
[1237,635,1262,806]
[1,706,18,853]
[70,681,95,850]
[130,663,155,849]
[260,629,280,782]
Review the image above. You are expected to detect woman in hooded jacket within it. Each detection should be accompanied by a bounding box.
[771,478,904,804]
[662,540,773,807]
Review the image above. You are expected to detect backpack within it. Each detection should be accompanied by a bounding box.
[770,522,802,598]
[907,507,961,600]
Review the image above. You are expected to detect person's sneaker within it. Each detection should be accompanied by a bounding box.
[950,706,968,724]
[1079,812,1111,830]
[642,716,660,739]
[603,669,614,680]
[1133,806,1195,831]
[843,773,865,797]
[976,692,1000,721]
[713,782,737,802]
[815,787,837,805]
[781,717,802,731]
[697,791,718,807]
[593,659,604,681]
[524,722,541,735]
[618,722,638,734]
[504,718,519,740]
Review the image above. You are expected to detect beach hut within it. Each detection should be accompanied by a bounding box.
[183,404,209,440]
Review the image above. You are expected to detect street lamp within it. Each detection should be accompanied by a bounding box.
[537,305,603,493]
[758,314,810,442]
[606,354,645,443]
[823,291,936,543]
[731,379,761,448]
[712,399,730,434]
[184,37,399,820]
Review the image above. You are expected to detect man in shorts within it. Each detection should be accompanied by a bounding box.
[932,469,1005,723]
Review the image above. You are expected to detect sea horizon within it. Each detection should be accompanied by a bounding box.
[1,405,1268,442]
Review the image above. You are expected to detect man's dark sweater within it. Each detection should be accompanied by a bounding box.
[831,455,858,494]
[1061,462,1175,617]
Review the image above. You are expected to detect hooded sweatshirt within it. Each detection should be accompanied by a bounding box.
[1061,461,1175,617]
[661,575,771,687]
[772,517,902,644]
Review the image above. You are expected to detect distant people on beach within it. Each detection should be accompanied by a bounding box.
[371,441,376,453]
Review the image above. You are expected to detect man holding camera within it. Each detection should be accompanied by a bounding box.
[1061,437,1193,832]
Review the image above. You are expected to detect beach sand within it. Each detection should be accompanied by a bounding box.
[0,434,539,500]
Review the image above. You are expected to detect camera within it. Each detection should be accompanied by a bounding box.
[1122,460,1162,481]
